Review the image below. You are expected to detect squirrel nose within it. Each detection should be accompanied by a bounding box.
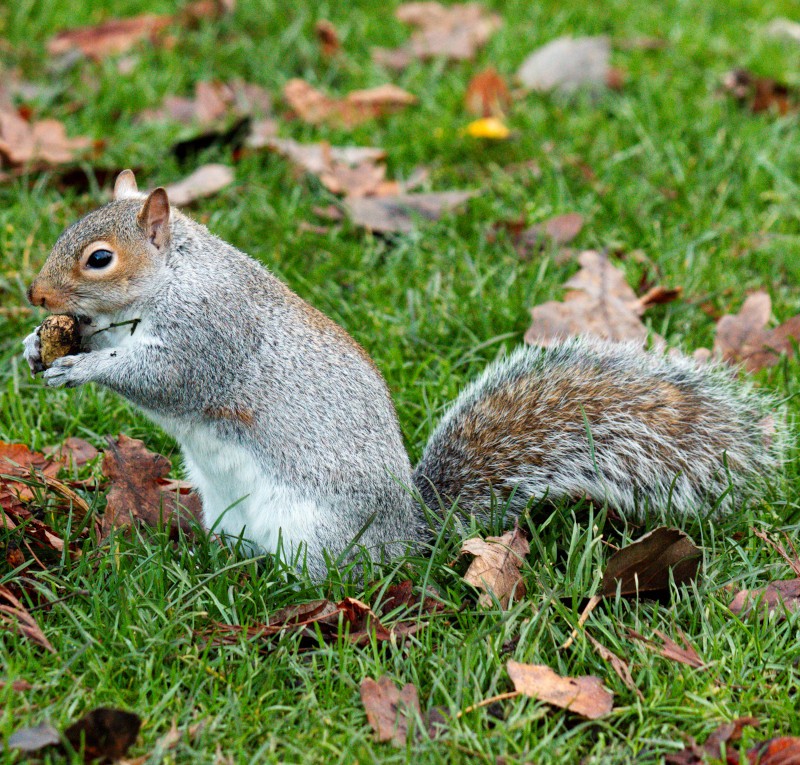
[27,282,47,308]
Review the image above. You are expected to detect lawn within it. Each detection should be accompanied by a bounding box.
[2,0,800,762]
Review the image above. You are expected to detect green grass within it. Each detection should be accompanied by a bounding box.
[2,0,800,762]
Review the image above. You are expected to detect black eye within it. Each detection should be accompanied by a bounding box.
[86,249,113,269]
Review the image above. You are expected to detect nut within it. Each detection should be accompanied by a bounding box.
[39,314,82,368]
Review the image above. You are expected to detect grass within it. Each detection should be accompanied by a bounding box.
[2,0,800,762]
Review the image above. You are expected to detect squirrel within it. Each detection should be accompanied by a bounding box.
[22,170,778,577]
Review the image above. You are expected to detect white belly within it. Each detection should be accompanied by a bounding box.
[145,413,322,558]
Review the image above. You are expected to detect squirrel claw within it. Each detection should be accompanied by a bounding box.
[22,329,45,376]
[42,355,85,388]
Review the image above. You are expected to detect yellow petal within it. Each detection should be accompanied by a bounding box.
[466,117,511,140]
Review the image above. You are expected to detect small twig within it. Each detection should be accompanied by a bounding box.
[26,589,91,612]
[456,690,520,718]
[561,593,602,650]
[752,527,800,577]
[88,318,141,339]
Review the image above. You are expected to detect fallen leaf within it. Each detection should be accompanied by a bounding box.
[524,250,664,346]
[466,116,510,140]
[517,36,612,93]
[506,660,613,719]
[44,437,98,467]
[627,628,705,669]
[0,441,60,501]
[526,212,584,247]
[344,190,476,233]
[722,69,793,115]
[0,678,33,691]
[373,2,501,70]
[0,585,55,652]
[712,291,800,372]
[0,111,91,168]
[728,578,800,618]
[601,527,701,598]
[259,137,385,174]
[665,717,760,765]
[200,595,423,651]
[765,18,800,44]
[315,20,340,57]
[163,164,234,205]
[141,80,272,126]
[747,736,800,765]
[4,708,142,761]
[99,435,203,542]
[283,79,417,128]
[360,676,421,747]
[460,525,529,608]
[64,708,142,762]
[47,13,172,59]
[379,580,444,615]
[638,285,683,309]
[4,722,61,753]
[465,67,511,117]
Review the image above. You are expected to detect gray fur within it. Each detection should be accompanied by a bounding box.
[414,339,779,519]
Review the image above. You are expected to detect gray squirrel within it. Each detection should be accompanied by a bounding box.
[22,171,777,577]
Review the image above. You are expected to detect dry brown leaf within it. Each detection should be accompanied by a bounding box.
[506,660,613,719]
[746,736,800,765]
[722,69,794,115]
[44,437,98,467]
[713,291,800,372]
[0,441,60,501]
[100,434,203,542]
[460,525,529,608]
[141,80,272,126]
[47,13,172,58]
[373,2,501,70]
[283,79,416,128]
[344,190,476,233]
[0,585,55,653]
[360,676,421,747]
[627,628,705,669]
[7,708,142,760]
[315,20,341,57]
[200,595,423,651]
[601,527,702,598]
[517,36,612,93]
[665,717,760,765]
[0,679,32,691]
[0,111,91,168]
[259,138,386,174]
[163,164,234,205]
[728,578,800,618]
[638,285,683,309]
[525,250,662,346]
[465,67,511,117]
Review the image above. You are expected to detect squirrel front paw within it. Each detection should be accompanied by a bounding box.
[22,328,45,375]
[42,353,98,388]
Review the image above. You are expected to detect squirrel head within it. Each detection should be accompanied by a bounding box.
[28,170,172,316]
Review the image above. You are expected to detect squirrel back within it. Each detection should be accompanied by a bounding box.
[414,338,778,520]
[24,171,781,577]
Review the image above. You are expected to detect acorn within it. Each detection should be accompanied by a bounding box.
[39,314,82,368]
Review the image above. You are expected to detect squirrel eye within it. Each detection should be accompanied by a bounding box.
[86,249,114,269]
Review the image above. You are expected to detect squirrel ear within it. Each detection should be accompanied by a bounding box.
[138,188,171,249]
[114,169,139,200]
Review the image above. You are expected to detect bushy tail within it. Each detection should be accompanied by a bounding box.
[412,339,780,519]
